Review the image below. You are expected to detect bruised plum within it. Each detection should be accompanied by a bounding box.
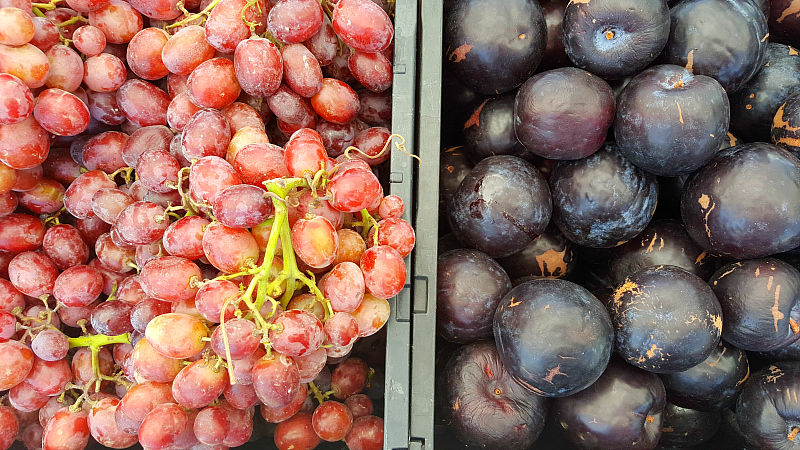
[709,258,800,352]
[664,0,768,93]
[680,143,800,259]
[496,223,575,280]
[608,219,717,286]
[514,67,616,160]
[736,360,800,450]
[614,64,730,177]
[444,0,547,95]
[772,92,800,158]
[447,155,551,258]
[436,248,511,344]
[562,0,669,80]
[551,357,666,450]
[549,145,658,248]
[609,265,722,373]
[439,340,548,450]
[494,278,614,397]
[729,43,800,143]
[659,340,749,412]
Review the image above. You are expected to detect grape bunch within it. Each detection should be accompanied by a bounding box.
[0,0,410,448]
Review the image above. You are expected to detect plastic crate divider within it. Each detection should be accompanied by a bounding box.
[410,0,443,448]
[385,0,419,448]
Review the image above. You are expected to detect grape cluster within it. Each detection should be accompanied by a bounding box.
[0,0,408,449]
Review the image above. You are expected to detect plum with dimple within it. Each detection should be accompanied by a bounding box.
[438,340,547,450]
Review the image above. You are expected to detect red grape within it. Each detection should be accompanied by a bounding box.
[8,251,58,297]
[350,293,390,338]
[322,262,365,313]
[267,0,323,44]
[292,216,338,269]
[87,90,126,125]
[312,400,353,441]
[88,397,139,449]
[42,408,90,450]
[83,53,127,92]
[117,79,170,127]
[0,6,35,45]
[269,309,325,357]
[252,351,301,408]
[140,256,202,302]
[360,244,406,299]
[332,0,393,53]
[53,264,103,307]
[130,339,183,383]
[182,110,232,161]
[82,130,128,173]
[0,114,50,170]
[30,16,59,52]
[145,312,208,359]
[0,43,50,89]
[0,213,44,252]
[234,37,282,98]
[172,357,228,409]
[343,394,373,419]
[0,73,33,125]
[30,329,69,362]
[138,402,189,450]
[73,25,106,56]
[210,317,259,360]
[344,415,384,450]
[162,25,215,75]
[194,406,229,445]
[202,222,259,273]
[88,0,143,44]
[126,27,170,80]
[0,339,34,390]
[44,44,83,92]
[187,57,241,110]
[259,383,307,423]
[274,411,321,450]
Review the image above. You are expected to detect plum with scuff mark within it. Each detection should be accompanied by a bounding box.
[463,91,535,163]
[438,340,548,450]
[663,0,768,93]
[443,0,547,95]
[659,340,749,411]
[496,223,575,281]
[493,278,614,397]
[609,265,722,373]
[680,142,800,259]
[561,0,669,80]
[551,356,666,450]
[769,0,800,49]
[436,248,511,344]
[549,144,658,248]
[729,43,800,143]
[657,403,721,449]
[609,219,718,286]
[514,67,616,160]
[772,91,800,158]
[447,155,551,258]
[614,64,730,177]
[736,360,800,449]
[708,257,800,352]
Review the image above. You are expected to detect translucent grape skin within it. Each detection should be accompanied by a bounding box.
[252,352,301,408]
[268,309,325,357]
[311,78,360,125]
[274,411,321,450]
[360,244,407,299]
[312,400,353,441]
[88,397,140,449]
[171,358,228,409]
[145,312,208,359]
[193,406,229,446]
[42,408,91,450]
[291,216,338,269]
[332,0,393,53]
[8,250,59,297]
[345,415,384,450]
[213,184,272,229]
[33,88,90,136]
[267,0,323,44]
[139,256,202,302]
[0,73,34,125]
[233,37,282,99]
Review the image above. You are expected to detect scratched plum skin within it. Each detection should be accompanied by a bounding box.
[609,265,722,373]
[551,357,666,450]
[493,278,613,397]
[438,341,547,450]
[443,0,547,95]
[736,361,800,449]
[447,155,551,259]
[614,64,730,177]
[680,142,800,260]
[549,145,657,249]
[608,219,718,286]
[659,340,749,412]
[708,258,800,352]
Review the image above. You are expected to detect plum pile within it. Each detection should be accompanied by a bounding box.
[0,0,408,449]
[436,0,800,449]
